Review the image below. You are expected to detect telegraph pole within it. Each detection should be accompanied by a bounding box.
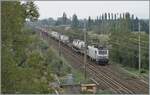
[138,20,141,74]
[84,22,87,80]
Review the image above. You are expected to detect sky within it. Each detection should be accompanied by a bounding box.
[34,1,149,20]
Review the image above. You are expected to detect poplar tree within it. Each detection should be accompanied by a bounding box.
[62,12,67,25]
[72,14,79,28]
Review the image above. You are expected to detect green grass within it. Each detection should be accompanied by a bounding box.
[72,69,85,83]
[111,61,149,78]
[121,65,149,78]
[60,57,87,84]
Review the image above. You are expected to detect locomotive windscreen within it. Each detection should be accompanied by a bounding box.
[99,50,107,54]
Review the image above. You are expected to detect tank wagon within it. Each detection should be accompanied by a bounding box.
[72,39,85,53]
[60,35,70,44]
[51,31,60,40]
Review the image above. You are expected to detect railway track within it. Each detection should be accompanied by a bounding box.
[70,45,148,94]
[61,42,134,94]
[48,37,133,94]
[39,30,149,94]
[98,65,149,93]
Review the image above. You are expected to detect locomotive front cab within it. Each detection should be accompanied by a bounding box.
[96,49,109,64]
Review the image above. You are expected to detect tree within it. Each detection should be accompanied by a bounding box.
[2,1,39,93]
[125,12,131,32]
[140,20,149,33]
[102,14,104,21]
[27,51,44,69]
[71,14,79,28]
[131,14,134,31]
[104,13,107,20]
[87,16,92,31]
[22,1,39,22]
[99,15,102,21]
[62,12,67,25]
[119,13,122,19]
[111,13,113,20]
[123,13,125,19]
[109,31,148,70]
[108,13,110,20]
[95,16,99,25]
[134,17,139,31]
[114,14,117,20]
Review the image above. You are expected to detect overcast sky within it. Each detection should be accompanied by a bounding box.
[34,1,149,20]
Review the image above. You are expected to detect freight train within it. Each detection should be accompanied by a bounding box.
[40,29,109,65]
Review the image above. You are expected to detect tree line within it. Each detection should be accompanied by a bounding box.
[32,12,149,33]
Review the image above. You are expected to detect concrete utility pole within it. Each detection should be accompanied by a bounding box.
[84,22,87,80]
[138,20,141,74]
[49,29,51,48]
[59,31,61,56]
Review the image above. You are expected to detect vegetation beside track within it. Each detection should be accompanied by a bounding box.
[1,2,81,93]
[109,31,149,71]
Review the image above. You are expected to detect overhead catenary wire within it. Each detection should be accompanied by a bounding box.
[109,41,148,51]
